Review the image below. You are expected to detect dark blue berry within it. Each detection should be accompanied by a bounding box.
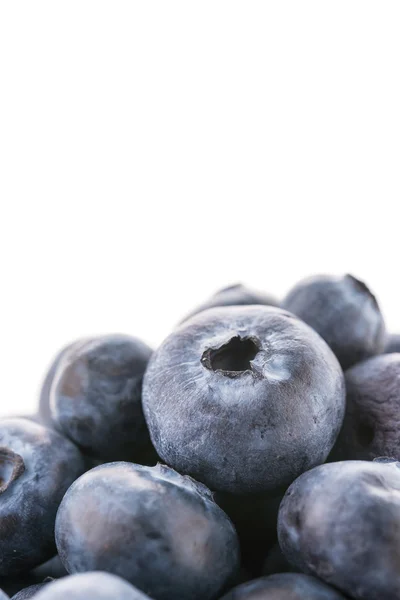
[143,306,345,493]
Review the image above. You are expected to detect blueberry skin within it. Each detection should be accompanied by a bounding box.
[219,573,348,599]
[55,462,240,600]
[0,418,85,576]
[38,340,87,425]
[32,572,149,600]
[143,305,345,494]
[282,274,386,370]
[384,333,400,353]
[49,335,155,462]
[331,354,400,461]
[278,459,400,600]
[182,283,279,322]
[11,583,48,600]
[0,590,8,600]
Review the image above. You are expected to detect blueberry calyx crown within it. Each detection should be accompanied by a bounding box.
[0,447,25,494]
[201,335,261,378]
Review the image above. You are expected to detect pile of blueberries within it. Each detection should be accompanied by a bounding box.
[3,275,400,600]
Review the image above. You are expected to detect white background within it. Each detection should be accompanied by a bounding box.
[0,2,399,417]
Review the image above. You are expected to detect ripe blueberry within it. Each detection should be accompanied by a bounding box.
[49,335,154,462]
[278,459,400,600]
[282,274,386,369]
[331,353,400,461]
[0,418,85,575]
[55,463,239,600]
[182,283,278,322]
[143,305,345,493]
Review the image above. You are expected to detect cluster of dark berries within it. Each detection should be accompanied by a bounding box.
[2,275,400,600]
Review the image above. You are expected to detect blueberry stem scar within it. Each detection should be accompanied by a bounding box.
[201,336,261,378]
[0,447,25,494]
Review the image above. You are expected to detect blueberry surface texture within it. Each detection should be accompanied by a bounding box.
[32,572,149,600]
[0,418,85,576]
[331,353,400,461]
[282,274,386,369]
[49,335,154,462]
[384,333,400,353]
[0,590,8,600]
[143,305,345,493]
[55,462,240,600]
[181,283,279,322]
[278,459,400,600]
[219,573,348,599]
[11,582,49,600]
[38,339,87,425]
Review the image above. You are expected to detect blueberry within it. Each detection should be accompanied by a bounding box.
[55,463,239,600]
[11,582,49,600]
[278,459,400,600]
[0,590,8,600]
[49,335,155,462]
[143,305,345,494]
[384,334,400,353]
[331,353,400,461]
[219,573,348,599]
[32,572,149,600]
[0,418,85,576]
[282,274,386,369]
[182,283,278,322]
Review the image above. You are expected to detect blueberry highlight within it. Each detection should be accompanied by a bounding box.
[32,572,150,600]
